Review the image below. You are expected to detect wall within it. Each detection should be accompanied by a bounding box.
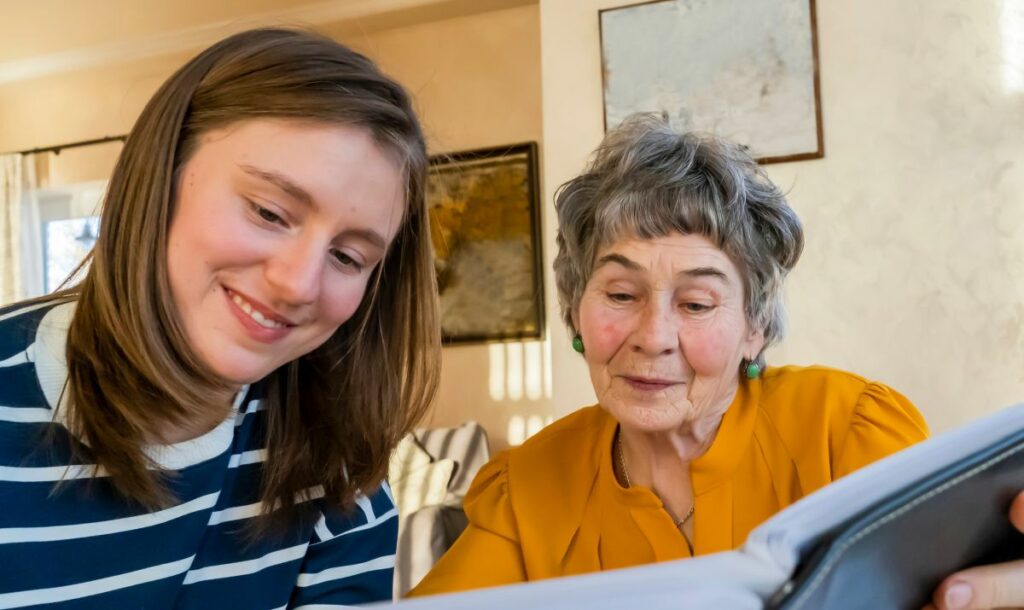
[336,6,550,448]
[539,0,1024,434]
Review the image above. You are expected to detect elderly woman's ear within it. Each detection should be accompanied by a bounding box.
[743,325,766,362]
[571,310,580,336]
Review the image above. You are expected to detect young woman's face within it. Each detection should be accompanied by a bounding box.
[575,232,765,433]
[166,119,405,386]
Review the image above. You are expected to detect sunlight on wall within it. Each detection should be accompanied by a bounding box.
[543,338,554,399]
[525,414,549,438]
[489,340,555,445]
[488,340,552,402]
[506,415,525,445]
[506,343,524,401]
[1003,0,1024,92]
[506,413,555,446]
[524,341,543,400]
[488,343,505,401]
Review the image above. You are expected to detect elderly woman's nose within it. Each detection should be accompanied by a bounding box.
[264,239,325,306]
[630,300,678,355]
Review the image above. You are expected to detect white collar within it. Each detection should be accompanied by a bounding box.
[33,301,242,470]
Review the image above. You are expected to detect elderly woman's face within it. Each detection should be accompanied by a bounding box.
[575,232,764,432]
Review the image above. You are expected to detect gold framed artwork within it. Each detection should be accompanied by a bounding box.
[427,143,544,344]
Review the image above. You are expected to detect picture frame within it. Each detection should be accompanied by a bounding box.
[599,0,824,164]
[427,142,545,345]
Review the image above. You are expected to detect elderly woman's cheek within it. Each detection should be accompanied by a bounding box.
[680,324,743,379]
[580,306,633,359]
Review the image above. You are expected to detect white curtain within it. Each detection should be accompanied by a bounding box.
[0,154,42,305]
[19,158,43,298]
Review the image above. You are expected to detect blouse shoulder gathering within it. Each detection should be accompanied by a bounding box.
[462,450,517,541]
[756,365,929,479]
[833,377,929,479]
[469,405,610,539]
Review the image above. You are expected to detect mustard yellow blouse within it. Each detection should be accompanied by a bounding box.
[410,365,929,597]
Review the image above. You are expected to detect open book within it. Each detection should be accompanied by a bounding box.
[383,403,1024,610]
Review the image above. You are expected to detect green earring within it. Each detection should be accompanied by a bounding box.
[572,335,585,354]
[745,360,761,379]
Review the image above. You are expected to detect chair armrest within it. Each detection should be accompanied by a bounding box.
[394,504,468,598]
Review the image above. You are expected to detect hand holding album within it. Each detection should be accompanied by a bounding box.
[924,490,1024,610]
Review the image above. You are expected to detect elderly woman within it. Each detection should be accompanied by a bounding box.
[410,114,928,596]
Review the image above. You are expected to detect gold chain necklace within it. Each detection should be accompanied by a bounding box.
[617,430,696,531]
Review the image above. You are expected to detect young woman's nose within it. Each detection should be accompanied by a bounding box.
[264,238,325,306]
[630,298,678,356]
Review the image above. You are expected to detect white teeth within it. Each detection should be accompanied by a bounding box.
[230,293,286,329]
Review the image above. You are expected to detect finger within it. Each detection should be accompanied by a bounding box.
[932,561,1024,609]
[1009,491,1024,533]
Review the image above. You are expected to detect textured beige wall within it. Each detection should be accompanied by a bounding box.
[539,0,1024,434]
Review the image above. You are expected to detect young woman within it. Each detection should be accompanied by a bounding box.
[0,28,439,608]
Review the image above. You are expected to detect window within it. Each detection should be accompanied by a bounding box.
[43,216,99,293]
[26,181,106,296]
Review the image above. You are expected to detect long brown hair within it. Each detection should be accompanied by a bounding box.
[50,28,440,522]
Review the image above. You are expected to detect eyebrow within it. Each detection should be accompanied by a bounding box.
[240,164,316,210]
[340,228,388,251]
[240,163,389,251]
[595,253,644,271]
[595,253,730,283]
[680,267,729,282]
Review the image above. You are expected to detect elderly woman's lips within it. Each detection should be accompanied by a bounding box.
[622,376,681,391]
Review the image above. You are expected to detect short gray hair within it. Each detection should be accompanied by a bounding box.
[553,113,804,352]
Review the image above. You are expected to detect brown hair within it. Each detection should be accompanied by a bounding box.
[50,28,440,523]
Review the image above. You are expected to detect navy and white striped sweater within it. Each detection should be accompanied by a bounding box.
[0,300,397,609]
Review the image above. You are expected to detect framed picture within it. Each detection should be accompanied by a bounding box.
[427,143,544,344]
[600,0,823,164]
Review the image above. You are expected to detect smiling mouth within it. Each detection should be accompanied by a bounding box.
[224,288,294,329]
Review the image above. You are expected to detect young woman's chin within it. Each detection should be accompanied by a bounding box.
[194,337,299,386]
[205,354,280,387]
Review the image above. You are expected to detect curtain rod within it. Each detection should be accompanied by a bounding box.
[9,134,128,157]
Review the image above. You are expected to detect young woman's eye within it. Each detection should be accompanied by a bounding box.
[249,201,285,226]
[331,249,364,272]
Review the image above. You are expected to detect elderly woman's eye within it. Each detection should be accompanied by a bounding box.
[682,302,712,313]
[606,292,634,303]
